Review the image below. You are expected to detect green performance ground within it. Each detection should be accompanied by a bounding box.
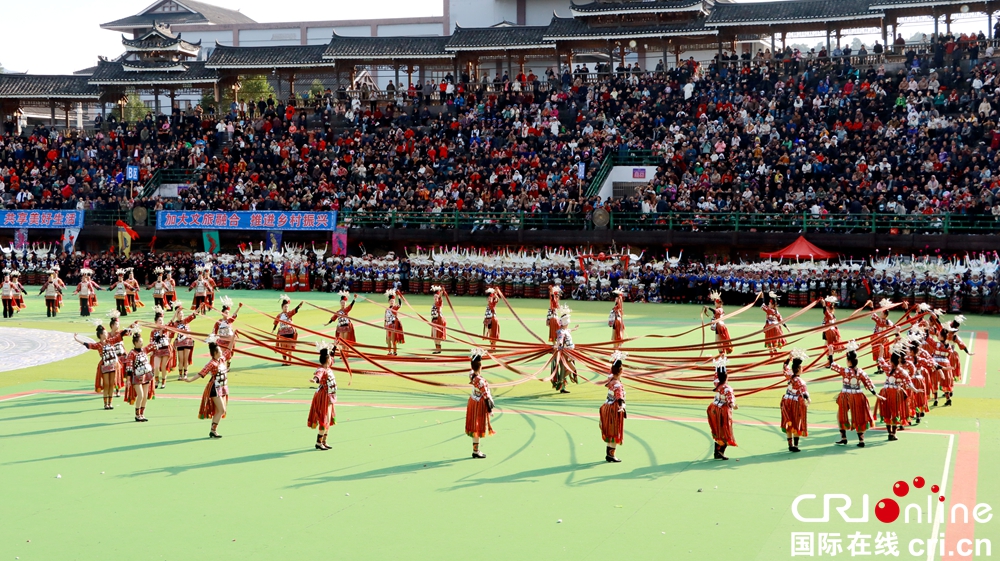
[1,291,998,560]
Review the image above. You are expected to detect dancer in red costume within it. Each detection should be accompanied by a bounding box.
[123,328,156,422]
[325,291,357,343]
[822,295,843,366]
[189,267,211,315]
[430,285,447,354]
[870,298,895,368]
[108,269,129,317]
[72,268,100,317]
[465,349,494,458]
[876,341,918,441]
[213,296,242,360]
[707,356,737,460]
[599,351,627,463]
[905,333,932,424]
[551,305,578,394]
[307,341,338,450]
[610,287,626,349]
[106,312,127,397]
[272,294,303,365]
[126,268,143,312]
[170,304,199,382]
[780,349,811,453]
[39,268,62,317]
[184,335,233,438]
[149,267,168,309]
[935,316,971,406]
[483,287,501,351]
[75,323,126,410]
[761,291,786,355]
[149,306,173,390]
[704,291,733,355]
[383,289,404,355]
[546,281,562,342]
[10,271,26,312]
[829,340,880,447]
[163,267,178,308]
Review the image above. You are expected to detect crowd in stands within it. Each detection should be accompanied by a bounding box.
[4,30,1000,227]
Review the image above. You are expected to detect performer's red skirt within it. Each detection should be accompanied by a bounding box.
[875,386,908,427]
[484,317,500,341]
[764,323,786,349]
[547,316,558,342]
[599,402,625,444]
[836,392,875,433]
[825,326,842,350]
[707,403,737,446]
[715,324,733,355]
[307,391,335,429]
[431,317,447,340]
[337,324,356,343]
[392,320,405,344]
[465,397,494,438]
[949,351,962,382]
[94,363,122,393]
[198,382,228,420]
[124,377,155,405]
[910,375,929,414]
[780,397,808,437]
[612,319,625,345]
[936,363,954,392]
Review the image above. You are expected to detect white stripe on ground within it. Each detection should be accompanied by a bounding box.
[927,433,955,561]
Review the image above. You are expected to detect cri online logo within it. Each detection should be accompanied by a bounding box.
[792,476,993,524]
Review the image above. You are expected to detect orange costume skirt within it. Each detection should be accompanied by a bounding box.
[836,391,875,433]
[599,402,625,444]
[336,324,356,343]
[715,323,734,355]
[307,391,336,429]
[764,322,786,349]
[431,317,447,341]
[875,386,908,427]
[198,380,228,420]
[780,396,808,437]
[707,402,737,446]
[465,397,494,438]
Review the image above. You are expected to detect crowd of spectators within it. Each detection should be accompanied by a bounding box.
[4,30,1000,228]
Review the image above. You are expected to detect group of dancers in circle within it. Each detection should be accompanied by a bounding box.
[71,273,971,463]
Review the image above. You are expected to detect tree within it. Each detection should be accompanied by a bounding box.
[237,75,276,106]
[114,90,150,122]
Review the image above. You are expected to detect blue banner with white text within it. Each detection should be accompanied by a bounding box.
[156,211,337,231]
[0,210,84,229]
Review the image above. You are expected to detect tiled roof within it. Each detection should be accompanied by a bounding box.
[206,44,335,68]
[88,59,219,85]
[101,0,254,29]
[122,36,202,52]
[323,35,452,60]
[543,16,715,40]
[0,74,101,99]
[570,0,705,16]
[446,25,553,51]
[707,0,881,25]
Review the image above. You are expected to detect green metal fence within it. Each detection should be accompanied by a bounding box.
[341,210,1000,235]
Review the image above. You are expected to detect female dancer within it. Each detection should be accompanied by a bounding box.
[171,304,199,381]
[189,267,210,315]
[599,351,627,463]
[164,267,178,309]
[39,268,62,317]
[213,296,242,355]
[905,335,931,424]
[830,340,879,447]
[707,356,737,460]
[876,341,917,441]
[943,316,971,388]
[107,312,127,398]
[551,305,578,394]
[72,268,100,317]
[149,307,173,390]
[705,291,733,356]
[123,328,156,422]
[762,291,786,355]
[870,298,895,368]
[75,324,125,410]
[430,285,447,354]
[547,282,562,342]
[273,295,303,365]
[307,341,338,450]
[184,335,232,438]
[465,349,494,459]
[383,289,404,355]
[822,295,842,366]
[780,349,811,452]
[610,286,626,349]
[10,271,26,312]
[1,269,15,319]
[109,269,129,317]
[483,287,501,351]
[125,269,143,312]
[325,291,357,343]
[150,267,168,309]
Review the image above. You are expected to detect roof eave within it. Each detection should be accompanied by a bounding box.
[543,30,716,40]
[709,13,884,25]
[444,44,555,51]
[205,62,337,69]
[570,5,702,16]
